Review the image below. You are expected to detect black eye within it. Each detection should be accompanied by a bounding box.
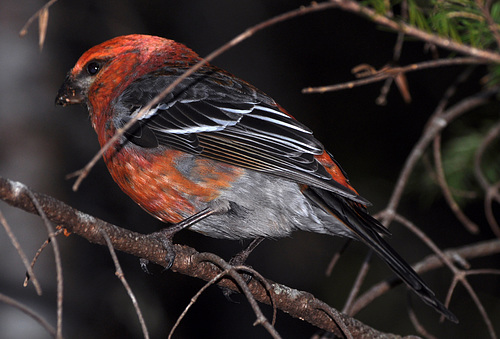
[86,61,101,75]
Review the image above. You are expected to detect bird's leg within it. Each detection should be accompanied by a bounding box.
[222,237,264,301]
[229,237,264,267]
[143,200,232,272]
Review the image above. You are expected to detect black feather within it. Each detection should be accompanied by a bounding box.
[306,186,458,323]
[116,67,367,204]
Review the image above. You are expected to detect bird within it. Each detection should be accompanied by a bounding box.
[55,34,457,323]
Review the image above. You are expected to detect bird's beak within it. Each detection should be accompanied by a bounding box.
[55,76,85,106]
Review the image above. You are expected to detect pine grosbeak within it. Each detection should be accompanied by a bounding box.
[56,34,457,322]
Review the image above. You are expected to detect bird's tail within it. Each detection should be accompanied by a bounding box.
[305,187,458,323]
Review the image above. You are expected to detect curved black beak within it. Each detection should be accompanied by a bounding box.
[55,76,85,106]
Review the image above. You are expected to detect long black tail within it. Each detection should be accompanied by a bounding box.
[306,187,458,323]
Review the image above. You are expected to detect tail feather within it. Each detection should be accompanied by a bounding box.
[308,187,458,323]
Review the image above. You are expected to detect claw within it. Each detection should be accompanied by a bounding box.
[139,258,151,274]
[149,205,229,270]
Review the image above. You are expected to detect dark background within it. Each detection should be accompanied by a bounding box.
[1,0,499,338]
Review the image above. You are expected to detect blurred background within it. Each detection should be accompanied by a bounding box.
[1,0,499,338]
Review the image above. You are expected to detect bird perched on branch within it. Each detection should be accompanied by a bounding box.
[56,34,457,322]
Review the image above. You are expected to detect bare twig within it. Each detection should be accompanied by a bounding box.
[194,253,281,338]
[24,187,64,339]
[314,303,354,339]
[432,134,479,233]
[23,228,64,288]
[100,229,150,339]
[325,240,351,276]
[446,269,498,339]
[342,252,372,316]
[19,0,58,50]
[407,296,439,339]
[393,213,456,277]
[302,57,485,94]
[168,268,234,339]
[473,119,500,190]
[474,120,500,237]
[0,210,42,295]
[242,266,279,327]
[0,292,56,336]
[376,77,395,106]
[485,182,500,238]
[382,87,496,227]
[169,262,278,339]
[375,17,407,105]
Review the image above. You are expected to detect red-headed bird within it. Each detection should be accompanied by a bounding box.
[56,34,457,322]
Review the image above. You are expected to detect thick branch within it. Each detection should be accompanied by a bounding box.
[0,175,408,338]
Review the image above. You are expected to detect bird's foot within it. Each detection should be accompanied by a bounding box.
[222,237,264,301]
[142,204,231,271]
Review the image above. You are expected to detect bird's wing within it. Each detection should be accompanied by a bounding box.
[115,67,368,204]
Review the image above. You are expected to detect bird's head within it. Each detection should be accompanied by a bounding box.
[55,34,201,114]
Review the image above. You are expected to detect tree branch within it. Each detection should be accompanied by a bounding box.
[328,0,500,63]
[0,175,410,338]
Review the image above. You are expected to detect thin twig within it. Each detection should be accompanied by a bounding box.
[19,0,58,50]
[0,210,42,295]
[473,120,500,237]
[169,268,233,339]
[447,270,498,339]
[314,302,354,339]
[303,57,485,93]
[169,264,277,339]
[393,213,456,277]
[24,188,64,339]
[407,295,439,339]
[325,240,351,276]
[0,292,56,336]
[382,86,496,227]
[432,134,479,233]
[485,182,500,238]
[195,252,281,338]
[23,228,65,288]
[466,268,500,276]
[376,77,395,106]
[342,252,372,316]
[100,230,149,339]
[240,266,278,327]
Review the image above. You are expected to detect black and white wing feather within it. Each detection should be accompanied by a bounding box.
[116,68,368,204]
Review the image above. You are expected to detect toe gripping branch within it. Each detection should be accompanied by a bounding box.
[151,201,233,270]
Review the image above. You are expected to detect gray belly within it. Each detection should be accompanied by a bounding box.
[188,170,355,240]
